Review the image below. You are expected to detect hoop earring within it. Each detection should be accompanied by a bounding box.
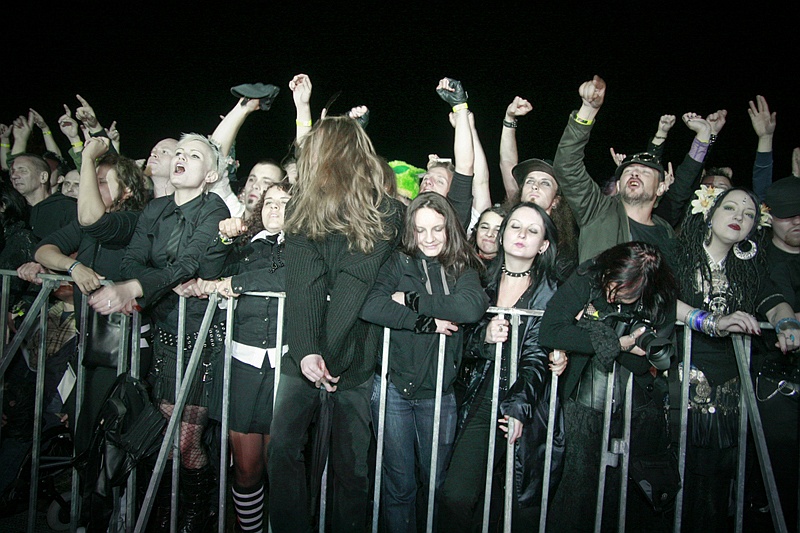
[733,239,757,261]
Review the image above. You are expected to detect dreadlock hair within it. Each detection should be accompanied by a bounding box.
[585,241,678,326]
[485,202,558,288]
[401,192,483,278]
[674,187,767,313]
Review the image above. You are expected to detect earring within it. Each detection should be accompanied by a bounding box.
[733,239,757,261]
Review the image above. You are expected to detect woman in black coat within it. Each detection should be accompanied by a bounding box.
[440,202,567,532]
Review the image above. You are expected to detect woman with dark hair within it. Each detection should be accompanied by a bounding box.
[16,136,150,529]
[440,202,567,532]
[196,181,291,532]
[672,186,799,531]
[539,241,679,532]
[360,191,488,532]
[268,114,405,532]
[468,204,507,262]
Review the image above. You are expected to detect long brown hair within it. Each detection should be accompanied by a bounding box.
[284,116,394,253]
[401,192,482,278]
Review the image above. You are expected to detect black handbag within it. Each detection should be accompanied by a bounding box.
[629,449,682,512]
[83,310,126,369]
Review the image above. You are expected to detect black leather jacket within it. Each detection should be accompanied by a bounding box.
[459,273,565,508]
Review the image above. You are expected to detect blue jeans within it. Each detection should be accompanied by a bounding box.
[371,376,457,533]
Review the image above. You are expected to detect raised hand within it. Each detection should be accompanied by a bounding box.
[609,148,626,167]
[657,114,676,135]
[75,94,101,131]
[12,115,32,142]
[0,123,9,141]
[436,77,468,107]
[792,147,800,177]
[706,109,727,136]
[82,136,110,160]
[289,74,312,107]
[28,108,49,131]
[105,120,121,152]
[578,75,606,109]
[348,105,369,129]
[58,105,80,139]
[682,112,711,139]
[505,97,533,120]
[748,95,776,138]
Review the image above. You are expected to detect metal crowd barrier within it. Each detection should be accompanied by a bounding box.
[3,266,795,533]
[370,306,560,533]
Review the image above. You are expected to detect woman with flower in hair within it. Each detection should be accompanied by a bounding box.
[673,185,800,531]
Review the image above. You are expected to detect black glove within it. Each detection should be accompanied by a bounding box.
[414,315,438,334]
[404,291,420,312]
[231,83,281,111]
[436,78,468,107]
[354,109,370,129]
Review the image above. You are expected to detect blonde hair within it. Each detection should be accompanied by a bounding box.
[285,116,394,253]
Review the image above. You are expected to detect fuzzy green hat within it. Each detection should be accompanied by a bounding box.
[388,160,424,201]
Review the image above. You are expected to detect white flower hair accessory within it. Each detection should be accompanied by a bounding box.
[690,185,723,218]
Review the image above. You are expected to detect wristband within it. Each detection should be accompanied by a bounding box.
[0,143,10,148]
[218,232,234,245]
[67,261,82,275]
[573,115,594,126]
[295,119,312,127]
[452,103,469,113]
[502,119,518,129]
[72,141,84,148]
[654,134,667,140]
[43,130,52,136]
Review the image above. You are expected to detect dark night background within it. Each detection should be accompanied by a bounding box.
[5,4,798,200]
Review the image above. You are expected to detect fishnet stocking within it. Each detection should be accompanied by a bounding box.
[159,400,210,469]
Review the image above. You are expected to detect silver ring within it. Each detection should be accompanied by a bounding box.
[107,300,111,308]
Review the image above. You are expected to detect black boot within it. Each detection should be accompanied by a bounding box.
[149,462,174,533]
[178,464,216,533]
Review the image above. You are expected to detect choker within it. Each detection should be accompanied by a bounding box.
[501,263,532,278]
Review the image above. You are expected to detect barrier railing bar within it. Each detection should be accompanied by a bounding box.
[27,278,55,533]
[0,278,52,376]
[503,313,522,532]
[594,362,617,533]
[426,334,448,532]
[371,327,391,532]
[219,301,235,533]
[733,333,788,533]
[133,293,218,533]
[735,334,749,533]
[616,369,633,533]
[482,312,505,533]
[71,295,90,531]
[169,296,188,533]
[0,274,10,448]
[539,350,563,531]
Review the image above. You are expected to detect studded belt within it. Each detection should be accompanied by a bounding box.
[157,322,226,352]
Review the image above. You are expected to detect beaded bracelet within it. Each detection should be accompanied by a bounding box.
[218,232,234,245]
[776,317,800,333]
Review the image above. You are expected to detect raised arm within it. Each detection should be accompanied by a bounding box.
[289,74,313,142]
[0,123,9,171]
[437,77,474,176]
[28,108,62,158]
[748,95,776,200]
[499,96,533,201]
[74,94,104,135]
[552,75,608,228]
[77,137,111,225]
[10,115,32,155]
[212,97,263,158]
[58,105,84,168]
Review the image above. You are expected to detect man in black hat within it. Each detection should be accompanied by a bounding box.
[753,175,800,528]
[552,75,674,261]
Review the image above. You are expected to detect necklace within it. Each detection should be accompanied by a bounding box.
[701,246,730,315]
[501,263,532,278]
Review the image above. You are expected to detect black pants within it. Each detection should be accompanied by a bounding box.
[268,372,374,533]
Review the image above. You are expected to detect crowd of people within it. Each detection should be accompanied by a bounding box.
[1,72,799,533]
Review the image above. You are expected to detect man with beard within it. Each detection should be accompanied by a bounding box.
[553,75,674,261]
